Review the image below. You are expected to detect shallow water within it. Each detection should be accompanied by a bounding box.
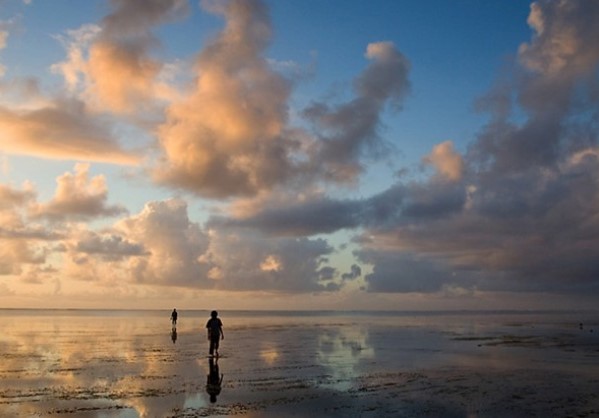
[1,310,598,417]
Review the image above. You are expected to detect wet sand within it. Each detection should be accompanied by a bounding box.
[1,310,598,417]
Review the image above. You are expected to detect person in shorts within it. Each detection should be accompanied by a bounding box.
[206,310,224,357]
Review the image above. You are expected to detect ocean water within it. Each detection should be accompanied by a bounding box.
[1,309,598,417]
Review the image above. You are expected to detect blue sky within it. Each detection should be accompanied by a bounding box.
[1,0,598,310]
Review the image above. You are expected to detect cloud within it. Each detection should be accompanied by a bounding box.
[214,193,365,236]
[0,183,56,276]
[0,99,139,164]
[71,230,148,263]
[155,0,410,198]
[0,183,35,209]
[358,250,464,293]
[155,0,293,198]
[112,198,211,286]
[217,174,465,238]
[52,0,188,115]
[341,264,362,281]
[423,140,464,182]
[519,0,599,80]
[31,163,127,220]
[1,179,344,293]
[207,1,599,296]
[302,41,410,183]
[0,11,140,163]
[351,1,599,294]
[204,226,340,292]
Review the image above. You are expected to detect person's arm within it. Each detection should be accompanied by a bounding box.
[220,325,224,339]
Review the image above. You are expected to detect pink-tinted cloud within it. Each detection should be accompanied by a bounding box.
[113,198,211,286]
[0,100,139,164]
[423,141,464,182]
[155,0,293,198]
[52,0,187,115]
[155,1,410,198]
[0,184,56,276]
[31,163,127,220]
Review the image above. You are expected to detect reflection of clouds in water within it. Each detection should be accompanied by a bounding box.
[0,314,204,417]
[316,326,374,390]
[260,345,280,365]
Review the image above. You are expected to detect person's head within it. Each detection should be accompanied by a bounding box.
[211,310,218,318]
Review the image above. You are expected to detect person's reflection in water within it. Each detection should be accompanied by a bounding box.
[206,357,224,403]
[171,327,177,344]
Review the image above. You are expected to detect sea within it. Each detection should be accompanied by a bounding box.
[1,309,598,417]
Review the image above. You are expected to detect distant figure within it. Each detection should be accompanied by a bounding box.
[171,327,177,344]
[206,310,224,357]
[206,357,224,403]
[171,308,178,327]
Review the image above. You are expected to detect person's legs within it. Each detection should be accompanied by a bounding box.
[214,338,220,356]
[209,337,219,356]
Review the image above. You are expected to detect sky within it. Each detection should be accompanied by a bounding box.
[1,0,599,311]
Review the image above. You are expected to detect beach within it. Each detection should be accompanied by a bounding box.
[1,310,598,417]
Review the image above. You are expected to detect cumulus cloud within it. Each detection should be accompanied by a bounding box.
[0,183,57,276]
[155,0,293,198]
[52,0,187,114]
[0,10,139,165]
[208,1,599,297]
[154,0,410,198]
[519,0,599,80]
[5,0,598,303]
[352,0,599,294]
[112,198,211,286]
[204,226,339,291]
[31,163,127,220]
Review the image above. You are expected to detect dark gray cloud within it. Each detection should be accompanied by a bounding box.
[211,0,599,296]
[103,0,188,35]
[341,264,361,281]
[75,231,148,261]
[218,179,465,237]
[212,196,365,236]
[358,250,462,293]
[302,42,410,183]
[356,0,599,294]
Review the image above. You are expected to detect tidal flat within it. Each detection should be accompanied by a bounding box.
[1,310,598,417]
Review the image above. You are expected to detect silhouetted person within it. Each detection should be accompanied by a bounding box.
[206,310,224,357]
[171,327,177,344]
[206,357,223,403]
[171,308,178,328]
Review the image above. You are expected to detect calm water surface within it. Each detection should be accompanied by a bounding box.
[1,310,598,417]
